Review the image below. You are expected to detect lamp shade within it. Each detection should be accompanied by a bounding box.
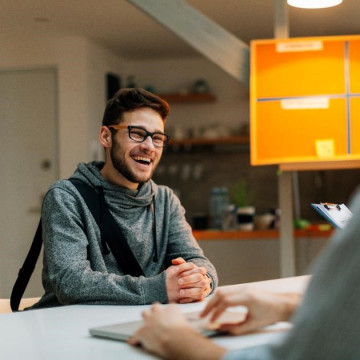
[287,0,342,9]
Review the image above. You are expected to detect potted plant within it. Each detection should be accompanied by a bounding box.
[229,179,255,231]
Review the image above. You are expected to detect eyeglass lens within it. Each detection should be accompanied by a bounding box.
[129,127,169,147]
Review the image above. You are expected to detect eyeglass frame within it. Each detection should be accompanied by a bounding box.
[107,124,170,148]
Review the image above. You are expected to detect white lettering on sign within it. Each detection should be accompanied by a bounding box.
[281,97,329,110]
[276,41,323,52]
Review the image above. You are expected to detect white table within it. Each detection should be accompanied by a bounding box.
[0,276,309,360]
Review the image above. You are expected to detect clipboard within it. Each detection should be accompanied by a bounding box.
[311,202,353,229]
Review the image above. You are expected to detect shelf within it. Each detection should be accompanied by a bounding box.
[158,93,216,103]
[168,135,250,147]
[279,158,360,172]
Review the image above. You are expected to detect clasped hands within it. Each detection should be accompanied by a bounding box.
[166,257,211,303]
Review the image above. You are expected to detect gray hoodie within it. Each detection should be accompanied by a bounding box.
[32,161,217,308]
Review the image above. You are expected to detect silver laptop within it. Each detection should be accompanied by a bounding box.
[89,309,247,342]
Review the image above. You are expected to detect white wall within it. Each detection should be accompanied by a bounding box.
[0,34,127,178]
[85,40,129,161]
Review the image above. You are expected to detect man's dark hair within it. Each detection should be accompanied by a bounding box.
[102,88,170,127]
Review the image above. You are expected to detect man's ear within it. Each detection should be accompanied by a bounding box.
[99,126,112,148]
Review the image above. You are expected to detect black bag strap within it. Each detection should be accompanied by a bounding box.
[69,179,144,278]
[10,220,43,312]
[10,178,144,312]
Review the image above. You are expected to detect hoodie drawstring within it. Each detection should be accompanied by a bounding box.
[97,186,110,255]
[151,199,158,263]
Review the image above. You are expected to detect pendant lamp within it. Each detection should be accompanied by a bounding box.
[287,0,343,9]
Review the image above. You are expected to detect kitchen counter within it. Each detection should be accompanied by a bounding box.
[193,228,334,241]
[193,228,333,284]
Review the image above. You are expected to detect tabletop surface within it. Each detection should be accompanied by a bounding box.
[0,276,309,360]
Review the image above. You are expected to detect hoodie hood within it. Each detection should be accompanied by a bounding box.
[70,161,155,209]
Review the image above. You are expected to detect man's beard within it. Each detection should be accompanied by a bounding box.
[110,138,156,184]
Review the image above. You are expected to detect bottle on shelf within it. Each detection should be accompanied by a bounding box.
[209,187,222,229]
[219,187,236,230]
[209,187,231,230]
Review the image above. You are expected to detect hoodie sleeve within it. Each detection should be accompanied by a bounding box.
[162,189,218,293]
[40,184,168,306]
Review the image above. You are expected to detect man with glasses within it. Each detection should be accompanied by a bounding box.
[31,88,217,309]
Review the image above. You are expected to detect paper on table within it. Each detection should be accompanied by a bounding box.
[311,203,353,229]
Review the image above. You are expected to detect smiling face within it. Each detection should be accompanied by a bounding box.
[99,107,165,189]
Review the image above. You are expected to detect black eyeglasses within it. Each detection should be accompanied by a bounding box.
[108,125,170,148]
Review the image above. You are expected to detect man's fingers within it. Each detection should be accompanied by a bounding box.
[178,273,207,286]
[179,267,207,278]
[170,260,207,277]
[171,257,186,265]
[179,287,208,300]
[173,261,196,274]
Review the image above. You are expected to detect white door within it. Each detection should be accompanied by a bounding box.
[0,68,58,298]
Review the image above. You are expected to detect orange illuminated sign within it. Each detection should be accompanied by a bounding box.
[251,35,360,167]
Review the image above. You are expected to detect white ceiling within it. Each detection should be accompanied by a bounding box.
[2,0,360,59]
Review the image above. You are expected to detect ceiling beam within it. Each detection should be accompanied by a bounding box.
[127,0,249,85]
[274,0,289,39]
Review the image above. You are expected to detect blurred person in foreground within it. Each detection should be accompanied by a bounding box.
[129,189,360,359]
